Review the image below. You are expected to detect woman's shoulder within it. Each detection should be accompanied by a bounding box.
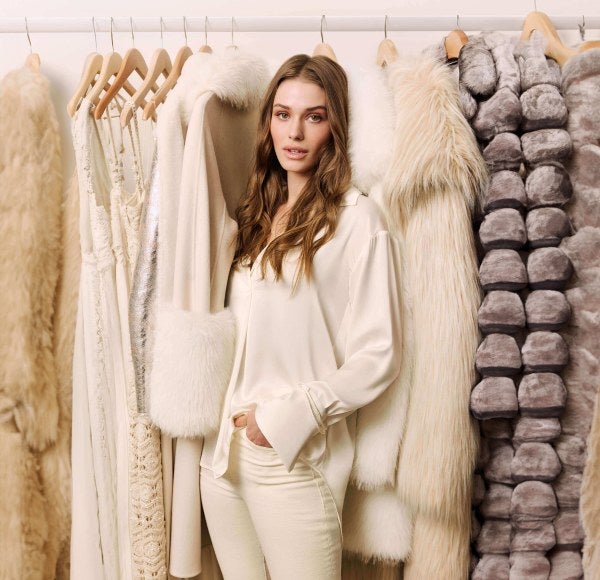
[338,186,390,237]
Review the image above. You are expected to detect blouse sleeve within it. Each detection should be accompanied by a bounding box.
[254,230,403,471]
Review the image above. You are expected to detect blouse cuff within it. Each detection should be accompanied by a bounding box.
[254,386,322,471]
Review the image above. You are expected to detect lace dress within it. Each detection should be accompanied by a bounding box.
[71,98,166,579]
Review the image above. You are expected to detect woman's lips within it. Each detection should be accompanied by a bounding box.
[283,147,308,160]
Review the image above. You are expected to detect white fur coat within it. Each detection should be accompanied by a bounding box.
[345,53,487,578]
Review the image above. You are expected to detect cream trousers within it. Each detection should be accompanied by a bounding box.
[200,427,342,580]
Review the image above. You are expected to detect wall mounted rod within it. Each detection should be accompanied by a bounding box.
[0,15,599,34]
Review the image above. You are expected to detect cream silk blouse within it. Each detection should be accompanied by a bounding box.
[201,187,403,515]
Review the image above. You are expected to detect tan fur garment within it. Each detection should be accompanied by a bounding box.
[0,64,63,578]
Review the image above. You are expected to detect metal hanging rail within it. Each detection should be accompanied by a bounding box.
[0,15,599,34]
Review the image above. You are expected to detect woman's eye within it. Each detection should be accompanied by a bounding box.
[308,114,322,122]
[275,111,289,120]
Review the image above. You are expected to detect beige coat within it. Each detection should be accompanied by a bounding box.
[149,49,268,578]
[0,62,66,579]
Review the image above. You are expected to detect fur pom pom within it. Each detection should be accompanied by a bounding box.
[149,308,235,438]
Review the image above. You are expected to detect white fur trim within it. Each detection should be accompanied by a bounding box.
[149,308,236,438]
[342,485,414,563]
[347,64,395,196]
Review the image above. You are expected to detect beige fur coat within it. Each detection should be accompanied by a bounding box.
[0,63,67,579]
[346,53,487,579]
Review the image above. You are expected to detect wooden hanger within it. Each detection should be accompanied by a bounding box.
[80,20,135,117]
[142,45,192,120]
[143,17,194,121]
[521,11,576,66]
[579,40,600,51]
[445,29,469,60]
[23,19,40,71]
[67,52,103,116]
[25,53,41,71]
[94,48,153,120]
[313,15,337,61]
[313,43,337,60]
[376,16,398,67]
[84,52,136,114]
[121,48,171,126]
[376,39,398,66]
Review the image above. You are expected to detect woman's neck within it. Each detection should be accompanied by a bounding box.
[285,172,309,206]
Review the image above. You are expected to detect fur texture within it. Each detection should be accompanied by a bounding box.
[0,426,49,580]
[342,485,413,562]
[348,64,395,203]
[41,172,80,578]
[560,50,600,580]
[581,384,600,572]
[150,308,236,437]
[347,63,411,490]
[382,53,485,576]
[346,54,486,571]
[0,65,63,579]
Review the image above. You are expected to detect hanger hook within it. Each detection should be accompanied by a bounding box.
[457,14,461,30]
[384,15,388,39]
[204,16,209,46]
[24,17,33,54]
[130,16,135,46]
[160,17,164,48]
[231,16,235,46]
[183,16,188,46]
[320,15,326,43]
[534,0,538,11]
[92,17,98,52]
[578,15,586,42]
[110,17,115,52]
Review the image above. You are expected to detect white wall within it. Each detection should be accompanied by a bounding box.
[0,0,598,178]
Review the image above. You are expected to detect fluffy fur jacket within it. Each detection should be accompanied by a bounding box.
[346,53,486,579]
[561,48,600,579]
[0,63,65,579]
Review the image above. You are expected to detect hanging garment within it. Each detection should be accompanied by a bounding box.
[48,170,81,578]
[71,98,153,579]
[148,49,268,578]
[344,62,414,568]
[71,98,128,579]
[463,32,579,579]
[128,146,169,579]
[0,63,63,579]
[463,32,530,580]
[109,105,168,580]
[345,51,487,578]
[561,48,600,580]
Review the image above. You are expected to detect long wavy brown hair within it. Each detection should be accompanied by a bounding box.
[233,54,351,286]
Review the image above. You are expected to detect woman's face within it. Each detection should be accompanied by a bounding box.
[270,78,332,181]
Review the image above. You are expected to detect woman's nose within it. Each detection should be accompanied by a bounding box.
[289,118,303,140]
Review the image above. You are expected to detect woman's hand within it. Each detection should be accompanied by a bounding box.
[246,405,273,448]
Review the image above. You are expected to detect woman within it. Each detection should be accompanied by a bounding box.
[199,54,402,580]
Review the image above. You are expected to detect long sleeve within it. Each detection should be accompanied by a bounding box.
[255,231,403,470]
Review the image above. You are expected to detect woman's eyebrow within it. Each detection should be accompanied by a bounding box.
[273,103,327,111]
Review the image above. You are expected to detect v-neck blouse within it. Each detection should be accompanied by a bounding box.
[201,187,403,514]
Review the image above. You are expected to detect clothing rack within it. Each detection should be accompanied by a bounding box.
[0,15,599,34]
